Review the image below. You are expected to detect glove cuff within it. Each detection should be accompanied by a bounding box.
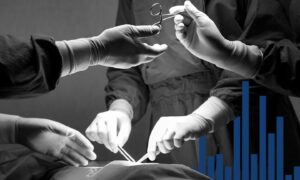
[0,114,20,144]
[56,38,94,76]
[109,99,134,120]
[192,96,234,133]
[189,113,214,134]
[223,41,263,77]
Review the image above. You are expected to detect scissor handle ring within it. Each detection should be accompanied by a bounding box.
[150,3,163,16]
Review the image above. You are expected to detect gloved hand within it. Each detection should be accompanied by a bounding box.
[147,114,213,161]
[170,1,262,77]
[15,117,97,167]
[56,24,168,76]
[85,110,132,153]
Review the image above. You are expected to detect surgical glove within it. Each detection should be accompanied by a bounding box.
[170,1,262,77]
[147,114,213,161]
[56,25,168,76]
[13,117,97,167]
[85,109,132,154]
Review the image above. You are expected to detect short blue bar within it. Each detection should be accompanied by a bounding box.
[234,117,241,180]
[294,167,300,180]
[199,136,206,174]
[216,154,223,180]
[207,156,215,179]
[285,175,292,180]
[242,81,249,180]
[250,154,258,180]
[259,96,267,180]
[277,117,284,180]
[268,134,275,180]
[225,167,232,180]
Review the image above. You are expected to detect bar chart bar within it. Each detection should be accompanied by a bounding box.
[294,167,300,180]
[242,81,249,180]
[208,156,215,179]
[198,136,206,174]
[268,134,275,180]
[225,167,232,180]
[216,154,224,180]
[260,96,267,180]
[285,175,292,180]
[277,117,284,180]
[251,154,258,180]
[234,117,241,180]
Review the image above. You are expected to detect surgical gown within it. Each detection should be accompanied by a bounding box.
[247,0,300,96]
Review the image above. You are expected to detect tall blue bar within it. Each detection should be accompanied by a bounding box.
[225,167,232,180]
[268,134,275,180]
[234,117,241,180]
[259,96,267,180]
[294,167,300,180]
[198,136,206,174]
[277,117,284,180]
[216,154,223,180]
[250,154,258,180]
[285,175,292,180]
[207,156,215,179]
[242,81,249,180]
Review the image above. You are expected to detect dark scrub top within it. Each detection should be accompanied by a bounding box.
[0,35,62,98]
[243,0,300,96]
[106,0,300,173]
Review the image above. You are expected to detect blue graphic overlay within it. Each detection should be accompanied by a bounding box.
[250,155,258,180]
[196,81,299,179]
[242,81,249,180]
[198,136,206,174]
[260,96,267,180]
[225,167,232,180]
[277,117,284,180]
[216,154,224,180]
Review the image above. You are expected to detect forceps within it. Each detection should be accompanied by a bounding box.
[150,3,186,27]
[117,145,136,162]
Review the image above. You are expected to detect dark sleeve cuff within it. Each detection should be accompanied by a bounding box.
[31,35,63,91]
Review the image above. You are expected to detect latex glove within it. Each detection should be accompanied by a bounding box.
[85,110,132,153]
[147,114,213,161]
[56,24,168,76]
[15,117,97,167]
[170,1,262,77]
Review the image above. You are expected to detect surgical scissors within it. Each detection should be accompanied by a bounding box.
[150,3,186,27]
[117,145,136,162]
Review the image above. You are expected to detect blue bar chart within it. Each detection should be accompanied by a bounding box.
[197,81,300,179]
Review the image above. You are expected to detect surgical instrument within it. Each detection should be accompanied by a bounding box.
[117,145,136,162]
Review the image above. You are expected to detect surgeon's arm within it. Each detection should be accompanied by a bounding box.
[85,0,150,153]
[147,70,262,160]
[171,1,262,78]
[0,26,166,99]
[172,1,300,96]
[85,67,150,153]
[56,24,167,76]
[0,113,96,166]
